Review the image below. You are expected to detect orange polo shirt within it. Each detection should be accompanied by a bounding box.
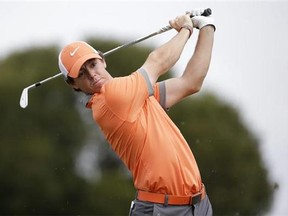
[87,69,202,196]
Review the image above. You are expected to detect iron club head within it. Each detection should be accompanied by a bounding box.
[20,87,29,109]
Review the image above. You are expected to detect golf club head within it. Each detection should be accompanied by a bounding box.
[20,88,28,109]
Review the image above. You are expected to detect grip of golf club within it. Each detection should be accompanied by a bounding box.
[190,8,212,17]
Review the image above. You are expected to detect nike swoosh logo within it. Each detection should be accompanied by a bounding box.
[70,47,80,56]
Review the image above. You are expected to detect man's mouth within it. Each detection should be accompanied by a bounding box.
[91,78,102,87]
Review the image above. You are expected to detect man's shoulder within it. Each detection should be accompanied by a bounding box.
[105,71,145,91]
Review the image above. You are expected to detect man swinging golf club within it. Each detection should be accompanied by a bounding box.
[58,9,215,216]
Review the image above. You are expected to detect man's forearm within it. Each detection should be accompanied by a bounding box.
[155,28,190,72]
[182,26,214,91]
[149,28,190,76]
[142,14,193,85]
[142,27,191,85]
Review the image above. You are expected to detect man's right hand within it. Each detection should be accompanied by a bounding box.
[169,14,193,32]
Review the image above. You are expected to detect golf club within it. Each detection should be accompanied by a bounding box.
[19,8,212,109]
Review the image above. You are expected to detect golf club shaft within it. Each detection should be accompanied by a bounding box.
[27,30,163,90]
[25,8,212,88]
[104,8,211,56]
[20,8,212,108]
[34,8,212,82]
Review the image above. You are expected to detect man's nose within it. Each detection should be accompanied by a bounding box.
[86,69,96,79]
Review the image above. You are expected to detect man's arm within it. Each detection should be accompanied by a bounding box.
[141,14,193,85]
[164,19,215,108]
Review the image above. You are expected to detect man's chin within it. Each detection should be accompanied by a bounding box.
[88,87,101,94]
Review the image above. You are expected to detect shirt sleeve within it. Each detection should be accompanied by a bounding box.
[138,68,167,110]
[153,81,167,110]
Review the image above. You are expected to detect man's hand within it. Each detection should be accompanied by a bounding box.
[191,16,216,31]
[169,14,193,32]
[185,9,216,31]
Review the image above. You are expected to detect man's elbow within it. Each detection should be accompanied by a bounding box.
[149,49,178,72]
[185,75,206,95]
[187,84,202,95]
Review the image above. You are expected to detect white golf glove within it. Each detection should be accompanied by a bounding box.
[188,9,216,31]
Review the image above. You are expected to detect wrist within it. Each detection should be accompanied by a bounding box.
[201,24,216,32]
[180,24,193,39]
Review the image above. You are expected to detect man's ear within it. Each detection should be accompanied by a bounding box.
[72,86,81,92]
[71,83,81,92]
[65,77,81,92]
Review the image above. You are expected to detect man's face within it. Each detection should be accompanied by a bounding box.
[71,58,112,94]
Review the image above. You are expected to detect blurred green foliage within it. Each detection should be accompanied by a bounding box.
[0,39,274,215]
[168,95,274,215]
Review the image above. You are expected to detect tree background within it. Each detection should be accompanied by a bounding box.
[0,38,275,215]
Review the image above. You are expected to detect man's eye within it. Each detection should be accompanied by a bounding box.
[91,62,96,68]
[78,71,84,78]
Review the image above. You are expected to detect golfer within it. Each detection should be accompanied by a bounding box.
[58,10,215,216]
